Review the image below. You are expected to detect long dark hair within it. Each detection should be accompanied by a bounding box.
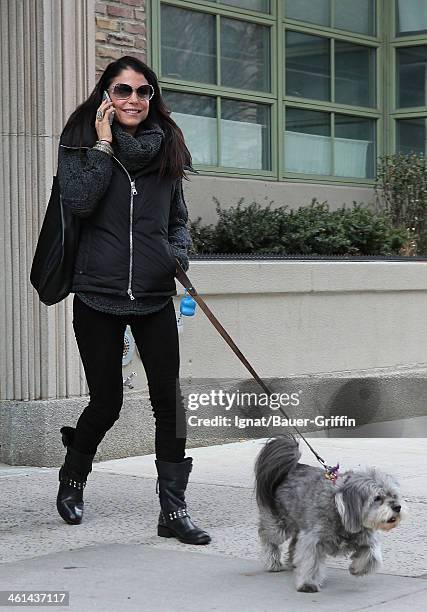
[60,56,192,180]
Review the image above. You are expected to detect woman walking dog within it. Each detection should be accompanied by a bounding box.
[56,55,210,545]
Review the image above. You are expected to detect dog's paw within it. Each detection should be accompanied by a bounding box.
[266,561,286,573]
[349,563,370,577]
[281,560,294,572]
[297,583,320,593]
[349,546,382,577]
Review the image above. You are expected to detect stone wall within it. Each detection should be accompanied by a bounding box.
[95,0,147,79]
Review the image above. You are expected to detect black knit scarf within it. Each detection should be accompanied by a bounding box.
[111,119,165,174]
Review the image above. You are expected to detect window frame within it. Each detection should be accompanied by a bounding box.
[150,0,388,185]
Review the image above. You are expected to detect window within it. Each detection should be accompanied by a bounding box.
[285,32,330,101]
[396,46,427,108]
[221,17,271,92]
[159,1,273,172]
[220,0,271,13]
[221,100,271,169]
[164,91,217,165]
[285,33,376,107]
[397,118,426,155]
[393,1,427,155]
[335,0,376,36]
[283,0,378,178]
[285,108,331,175]
[161,5,216,84]
[285,0,330,28]
[284,109,375,178]
[335,115,375,178]
[335,41,376,107]
[152,0,383,183]
[284,0,376,36]
[396,0,427,37]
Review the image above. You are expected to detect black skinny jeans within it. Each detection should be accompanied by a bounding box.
[71,294,186,462]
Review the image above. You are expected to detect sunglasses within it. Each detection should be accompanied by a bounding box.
[109,83,155,101]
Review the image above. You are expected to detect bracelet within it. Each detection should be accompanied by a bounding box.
[93,140,113,156]
[96,139,113,150]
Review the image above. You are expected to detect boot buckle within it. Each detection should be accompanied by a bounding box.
[59,471,87,490]
[168,508,188,521]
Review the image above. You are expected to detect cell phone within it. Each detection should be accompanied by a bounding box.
[102,90,115,125]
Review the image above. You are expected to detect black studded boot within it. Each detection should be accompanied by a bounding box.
[155,457,211,545]
[56,426,95,525]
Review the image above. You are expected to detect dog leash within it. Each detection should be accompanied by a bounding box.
[175,263,339,480]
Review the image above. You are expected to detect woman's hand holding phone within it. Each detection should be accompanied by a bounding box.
[95,92,115,144]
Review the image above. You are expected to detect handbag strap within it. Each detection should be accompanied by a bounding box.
[174,262,327,468]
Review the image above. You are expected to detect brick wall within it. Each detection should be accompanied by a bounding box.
[95,0,147,80]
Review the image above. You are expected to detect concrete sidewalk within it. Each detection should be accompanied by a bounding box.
[0,435,426,611]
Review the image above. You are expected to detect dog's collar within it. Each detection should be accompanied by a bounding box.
[324,463,340,484]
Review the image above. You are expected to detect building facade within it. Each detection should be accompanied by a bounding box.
[96,0,427,217]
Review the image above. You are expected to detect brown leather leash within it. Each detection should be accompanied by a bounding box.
[175,262,329,470]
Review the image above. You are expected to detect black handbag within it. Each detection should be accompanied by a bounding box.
[30,175,81,306]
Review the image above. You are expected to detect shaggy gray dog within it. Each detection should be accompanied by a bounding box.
[255,436,405,592]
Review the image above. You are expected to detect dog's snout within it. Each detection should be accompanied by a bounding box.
[392,504,401,513]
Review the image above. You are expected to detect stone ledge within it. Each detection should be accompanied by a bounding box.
[181,260,427,295]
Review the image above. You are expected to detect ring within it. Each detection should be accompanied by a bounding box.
[96,109,104,120]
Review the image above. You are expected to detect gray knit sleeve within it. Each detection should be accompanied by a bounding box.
[168,178,193,272]
[57,145,113,218]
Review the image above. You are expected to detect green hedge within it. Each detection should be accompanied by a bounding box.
[189,199,407,256]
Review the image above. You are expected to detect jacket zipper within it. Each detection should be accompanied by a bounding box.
[109,156,137,301]
[60,144,137,300]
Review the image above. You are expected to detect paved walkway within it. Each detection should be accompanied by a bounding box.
[0,434,426,611]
